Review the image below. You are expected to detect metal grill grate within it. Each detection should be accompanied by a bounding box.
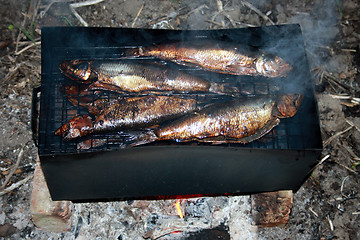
[37,25,324,200]
[39,26,322,156]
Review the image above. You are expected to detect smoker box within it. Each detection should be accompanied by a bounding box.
[38,25,322,201]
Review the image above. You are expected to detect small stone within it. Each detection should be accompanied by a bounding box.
[251,190,293,227]
[339,72,347,79]
[0,223,17,237]
[342,25,354,37]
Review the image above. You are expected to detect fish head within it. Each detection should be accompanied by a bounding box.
[275,94,303,118]
[54,115,93,140]
[59,60,92,83]
[256,54,293,77]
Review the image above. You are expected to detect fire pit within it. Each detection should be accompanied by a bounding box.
[36,24,322,201]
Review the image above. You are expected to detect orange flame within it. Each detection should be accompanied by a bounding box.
[175,200,183,219]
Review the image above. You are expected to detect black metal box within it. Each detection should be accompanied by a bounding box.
[38,25,322,201]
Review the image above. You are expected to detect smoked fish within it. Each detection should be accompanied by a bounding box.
[133,94,303,145]
[127,41,293,77]
[59,60,236,94]
[55,95,198,140]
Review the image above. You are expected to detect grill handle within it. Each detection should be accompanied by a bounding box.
[31,86,41,147]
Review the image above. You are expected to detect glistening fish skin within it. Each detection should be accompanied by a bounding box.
[136,94,303,144]
[59,60,212,93]
[128,41,293,78]
[55,95,198,140]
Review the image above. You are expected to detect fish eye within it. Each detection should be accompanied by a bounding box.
[261,53,275,62]
[74,62,89,72]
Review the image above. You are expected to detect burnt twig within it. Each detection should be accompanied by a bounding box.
[15,41,41,55]
[327,215,334,232]
[15,13,28,53]
[309,207,319,217]
[1,147,24,190]
[0,175,33,197]
[323,125,353,147]
[206,19,224,27]
[340,176,349,198]
[334,160,358,174]
[345,119,360,133]
[324,73,349,92]
[340,142,360,163]
[70,0,106,8]
[68,0,106,26]
[216,0,225,28]
[341,49,357,53]
[235,21,256,27]
[131,4,144,28]
[222,12,237,28]
[2,63,23,87]
[318,154,331,165]
[69,6,88,27]
[330,94,360,106]
[240,0,275,25]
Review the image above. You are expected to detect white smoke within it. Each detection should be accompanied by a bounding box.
[287,0,340,68]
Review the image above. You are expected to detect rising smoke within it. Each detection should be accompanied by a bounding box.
[287,0,339,68]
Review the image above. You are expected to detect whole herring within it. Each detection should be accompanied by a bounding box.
[132,94,303,145]
[127,41,293,77]
[55,95,198,140]
[59,60,237,94]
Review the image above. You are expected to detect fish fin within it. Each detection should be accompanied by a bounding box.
[77,130,158,149]
[197,136,228,144]
[89,81,127,93]
[167,60,212,72]
[226,64,257,76]
[235,118,280,143]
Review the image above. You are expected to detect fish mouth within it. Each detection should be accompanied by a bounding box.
[256,55,293,78]
[59,60,92,83]
[54,115,93,140]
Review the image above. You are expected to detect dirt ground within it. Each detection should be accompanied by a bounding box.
[0,0,359,239]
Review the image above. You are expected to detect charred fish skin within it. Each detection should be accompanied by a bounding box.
[59,60,212,93]
[153,94,302,143]
[155,96,276,141]
[130,41,293,77]
[54,115,93,141]
[55,96,198,140]
[93,61,211,92]
[92,95,198,133]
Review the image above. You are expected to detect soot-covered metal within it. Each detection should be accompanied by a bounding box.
[38,25,322,201]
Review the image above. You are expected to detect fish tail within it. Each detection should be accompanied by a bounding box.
[77,130,158,149]
[209,83,240,95]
